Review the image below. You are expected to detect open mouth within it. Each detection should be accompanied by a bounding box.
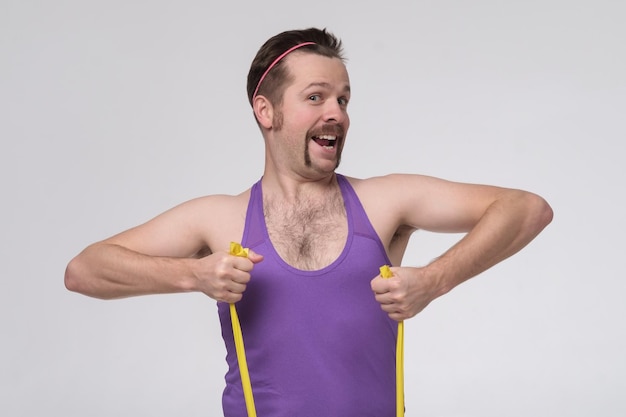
[312,134,337,149]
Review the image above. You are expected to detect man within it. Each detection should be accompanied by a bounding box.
[65,28,553,417]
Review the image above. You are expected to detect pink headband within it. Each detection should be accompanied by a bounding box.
[252,42,316,100]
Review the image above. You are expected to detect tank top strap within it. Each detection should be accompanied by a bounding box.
[241,178,266,249]
[336,174,380,240]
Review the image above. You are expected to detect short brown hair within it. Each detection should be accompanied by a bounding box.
[246,28,345,107]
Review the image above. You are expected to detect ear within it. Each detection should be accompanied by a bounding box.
[253,95,273,129]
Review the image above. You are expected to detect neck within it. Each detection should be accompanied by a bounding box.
[261,170,338,203]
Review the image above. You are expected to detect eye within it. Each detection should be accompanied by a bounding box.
[338,97,349,106]
[308,94,321,102]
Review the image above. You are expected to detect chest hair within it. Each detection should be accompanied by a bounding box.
[264,189,347,271]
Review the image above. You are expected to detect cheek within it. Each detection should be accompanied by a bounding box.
[340,115,350,143]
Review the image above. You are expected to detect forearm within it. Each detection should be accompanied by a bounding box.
[427,190,553,296]
[65,243,197,299]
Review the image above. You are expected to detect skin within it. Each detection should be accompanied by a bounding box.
[65,52,553,322]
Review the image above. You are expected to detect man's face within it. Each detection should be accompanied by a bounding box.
[270,52,351,177]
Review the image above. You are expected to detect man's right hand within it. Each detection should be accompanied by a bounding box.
[191,249,263,303]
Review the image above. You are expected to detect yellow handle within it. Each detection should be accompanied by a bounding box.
[230,242,256,417]
[380,265,405,417]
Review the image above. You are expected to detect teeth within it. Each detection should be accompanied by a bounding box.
[312,134,338,150]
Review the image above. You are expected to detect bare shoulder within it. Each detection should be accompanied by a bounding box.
[345,173,434,193]
[166,190,252,253]
[344,173,440,210]
[183,190,250,219]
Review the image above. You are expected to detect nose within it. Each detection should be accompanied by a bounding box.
[323,99,348,124]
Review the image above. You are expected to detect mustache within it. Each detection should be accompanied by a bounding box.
[309,124,346,138]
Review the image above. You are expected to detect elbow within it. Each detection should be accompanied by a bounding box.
[64,247,121,300]
[65,254,102,298]
[526,192,554,233]
[64,257,84,294]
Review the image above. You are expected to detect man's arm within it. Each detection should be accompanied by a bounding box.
[65,242,197,299]
[64,194,262,302]
[370,174,553,321]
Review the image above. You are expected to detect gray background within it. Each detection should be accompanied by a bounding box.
[2,0,624,416]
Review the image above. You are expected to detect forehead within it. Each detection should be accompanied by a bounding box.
[283,52,350,91]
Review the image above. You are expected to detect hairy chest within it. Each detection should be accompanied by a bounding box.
[264,196,347,271]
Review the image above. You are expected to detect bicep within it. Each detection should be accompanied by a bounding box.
[385,174,508,233]
[102,198,212,258]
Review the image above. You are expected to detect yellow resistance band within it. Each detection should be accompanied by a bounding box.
[229,242,256,417]
[380,265,405,417]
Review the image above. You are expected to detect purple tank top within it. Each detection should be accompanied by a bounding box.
[218,174,397,417]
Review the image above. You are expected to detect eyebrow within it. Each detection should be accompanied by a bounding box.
[301,82,351,94]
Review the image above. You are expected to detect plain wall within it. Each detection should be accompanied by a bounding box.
[2,0,624,416]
